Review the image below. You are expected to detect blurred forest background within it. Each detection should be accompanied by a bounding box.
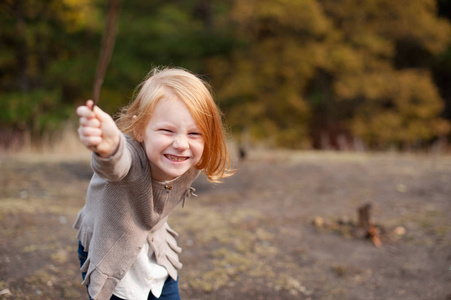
[2,0,451,152]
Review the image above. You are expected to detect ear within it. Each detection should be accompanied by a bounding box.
[132,115,143,142]
[134,130,143,142]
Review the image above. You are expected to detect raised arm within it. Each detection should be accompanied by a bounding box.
[76,100,121,158]
[76,100,135,181]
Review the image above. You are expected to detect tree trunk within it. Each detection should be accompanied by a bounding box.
[14,0,28,92]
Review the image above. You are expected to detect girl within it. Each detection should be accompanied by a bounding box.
[75,67,233,300]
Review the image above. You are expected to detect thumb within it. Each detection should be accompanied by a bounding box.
[92,104,112,123]
[86,100,96,110]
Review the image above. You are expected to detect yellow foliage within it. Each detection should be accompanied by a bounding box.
[209,0,451,148]
[350,69,450,146]
[60,0,102,32]
[231,0,332,36]
[326,45,365,75]
[321,0,451,55]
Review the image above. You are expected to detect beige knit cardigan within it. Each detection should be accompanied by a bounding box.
[74,134,200,300]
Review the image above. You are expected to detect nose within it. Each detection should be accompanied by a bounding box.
[173,135,189,150]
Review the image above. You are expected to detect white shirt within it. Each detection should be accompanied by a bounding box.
[113,241,169,299]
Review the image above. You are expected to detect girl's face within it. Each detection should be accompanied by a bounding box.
[140,98,205,182]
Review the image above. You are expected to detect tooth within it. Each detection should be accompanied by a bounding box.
[167,155,186,162]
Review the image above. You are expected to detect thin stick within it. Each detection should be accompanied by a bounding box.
[92,0,122,110]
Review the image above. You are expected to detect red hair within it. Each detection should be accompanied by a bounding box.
[117,67,234,182]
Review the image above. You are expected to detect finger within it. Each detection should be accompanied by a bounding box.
[79,116,101,128]
[78,126,103,138]
[76,100,98,117]
[79,135,103,147]
[76,105,96,118]
[92,105,112,123]
[86,100,95,110]
[77,126,102,141]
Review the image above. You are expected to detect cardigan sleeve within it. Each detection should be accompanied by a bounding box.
[90,134,137,182]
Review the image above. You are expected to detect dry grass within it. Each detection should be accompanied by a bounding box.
[0,123,91,162]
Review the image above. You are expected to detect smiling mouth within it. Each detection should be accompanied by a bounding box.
[165,154,189,162]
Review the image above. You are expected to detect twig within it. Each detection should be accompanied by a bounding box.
[92,0,122,110]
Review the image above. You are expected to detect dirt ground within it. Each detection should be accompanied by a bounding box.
[0,150,450,300]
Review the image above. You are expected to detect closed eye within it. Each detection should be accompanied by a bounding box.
[159,128,173,133]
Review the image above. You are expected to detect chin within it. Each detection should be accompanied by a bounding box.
[166,168,190,179]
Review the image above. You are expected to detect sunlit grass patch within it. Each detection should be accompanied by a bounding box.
[173,204,280,292]
[0,197,80,219]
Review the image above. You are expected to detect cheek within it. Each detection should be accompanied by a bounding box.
[144,135,167,158]
[189,138,204,154]
[195,140,205,158]
[145,131,167,146]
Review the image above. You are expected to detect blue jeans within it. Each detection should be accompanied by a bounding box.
[78,242,181,300]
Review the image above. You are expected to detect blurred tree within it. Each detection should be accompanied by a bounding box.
[1,0,450,151]
[0,0,235,149]
[0,0,101,148]
[207,0,332,148]
[433,0,451,127]
[102,0,235,107]
[210,0,451,149]
[318,0,451,149]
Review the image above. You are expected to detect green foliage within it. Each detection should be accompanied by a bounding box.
[0,0,101,146]
[101,0,237,113]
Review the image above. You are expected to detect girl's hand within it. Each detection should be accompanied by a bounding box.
[76,100,121,158]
